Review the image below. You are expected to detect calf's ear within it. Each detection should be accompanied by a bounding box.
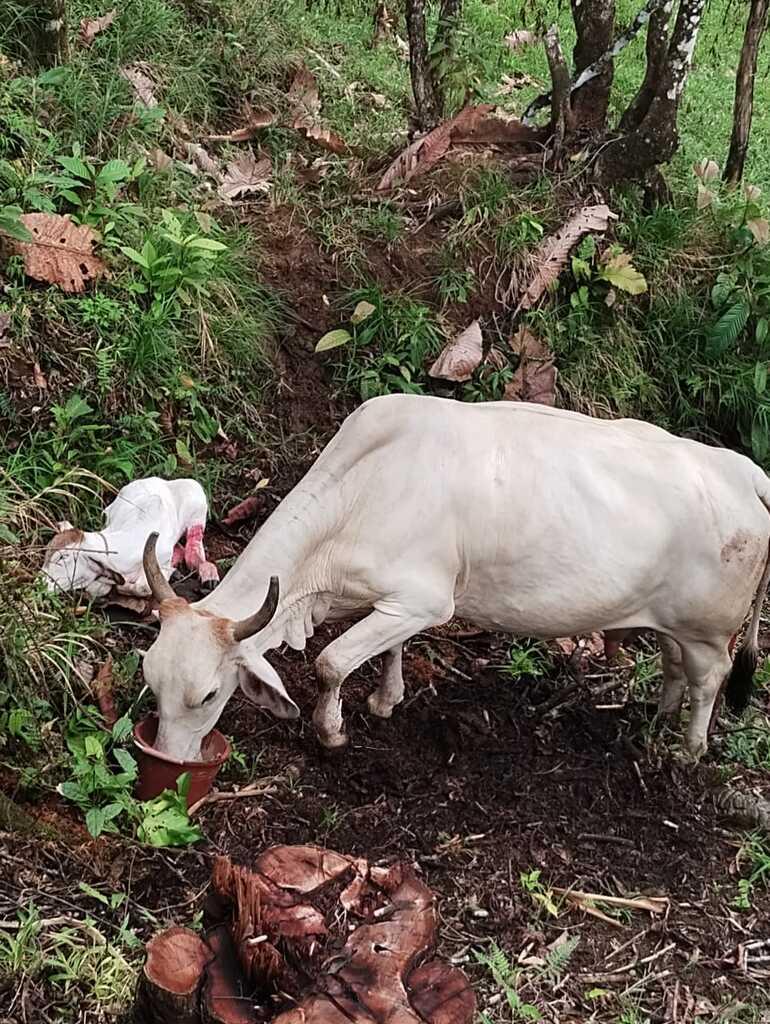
[86,556,126,586]
[237,650,299,720]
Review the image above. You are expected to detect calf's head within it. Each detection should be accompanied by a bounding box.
[41,523,125,598]
[140,533,299,761]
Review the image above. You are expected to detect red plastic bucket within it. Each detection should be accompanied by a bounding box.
[133,714,230,806]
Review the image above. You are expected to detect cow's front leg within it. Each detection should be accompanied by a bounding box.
[313,604,447,749]
[367,644,404,719]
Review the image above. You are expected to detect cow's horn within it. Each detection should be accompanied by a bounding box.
[143,532,176,602]
[233,576,280,642]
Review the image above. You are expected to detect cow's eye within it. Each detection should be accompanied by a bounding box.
[200,689,218,706]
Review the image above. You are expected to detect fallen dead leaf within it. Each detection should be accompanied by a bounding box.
[696,184,715,210]
[289,64,321,123]
[9,213,106,294]
[32,362,47,389]
[747,217,770,244]
[147,147,173,172]
[378,105,540,190]
[120,63,159,108]
[206,108,275,143]
[745,183,762,202]
[79,8,116,46]
[93,657,118,727]
[0,312,10,347]
[217,152,271,200]
[516,204,617,311]
[429,321,484,382]
[295,122,348,154]
[504,29,538,50]
[693,158,719,183]
[504,327,556,405]
[185,142,220,179]
[496,71,540,95]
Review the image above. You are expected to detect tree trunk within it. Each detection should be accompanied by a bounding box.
[545,26,573,168]
[598,0,707,185]
[405,0,442,129]
[29,0,68,66]
[620,2,673,130]
[724,0,770,184]
[570,0,615,133]
[134,927,213,1024]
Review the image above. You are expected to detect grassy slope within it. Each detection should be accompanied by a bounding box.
[2,0,770,1016]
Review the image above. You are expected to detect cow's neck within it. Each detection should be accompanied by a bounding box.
[192,474,337,636]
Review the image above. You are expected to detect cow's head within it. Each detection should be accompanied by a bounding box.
[41,523,126,598]
[140,532,299,761]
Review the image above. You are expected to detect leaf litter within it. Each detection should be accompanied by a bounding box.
[9,213,106,293]
[218,152,272,200]
[79,9,117,46]
[504,327,556,405]
[515,204,617,311]
[120,63,159,108]
[429,321,486,382]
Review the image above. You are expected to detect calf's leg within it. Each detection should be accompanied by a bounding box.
[657,633,688,718]
[314,605,448,748]
[367,644,404,719]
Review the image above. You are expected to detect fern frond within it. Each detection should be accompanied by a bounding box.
[543,934,580,980]
[707,299,750,357]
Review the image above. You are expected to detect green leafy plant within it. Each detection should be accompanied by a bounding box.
[121,210,227,308]
[474,942,541,1022]
[58,707,137,838]
[498,642,549,682]
[0,203,31,240]
[319,288,443,400]
[519,869,560,918]
[40,145,145,225]
[734,832,770,909]
[136,773,202,848]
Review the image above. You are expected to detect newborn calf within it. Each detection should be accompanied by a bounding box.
[41,477,219,600]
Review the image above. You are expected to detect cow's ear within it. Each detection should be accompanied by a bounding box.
[237,651,299,720]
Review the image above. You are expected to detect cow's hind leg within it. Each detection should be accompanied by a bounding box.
[314,605,448,749]
[657,633,688,719]
[367,644,404,719]
[679,640,733,759]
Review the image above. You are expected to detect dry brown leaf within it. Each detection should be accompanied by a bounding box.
[564,893,625,928]
[120,64,159,108]
[79,8,116,45]
[496,71,540,95]
[504,29,538,50]
[504,327,556,405]
[377,106,540,190]
[218,152,271,200]
[747,217,770,244]
[10,213,106,294]
[0,312,10,348]
[32,362,47,389]
[289,65,321,122]
[147,147,173,172]
[185,142,220,178]
[207,108,275,143]
[517,204,617,311]
[377,105,493,191]
[296,122,348,154]
[429,321,484,382]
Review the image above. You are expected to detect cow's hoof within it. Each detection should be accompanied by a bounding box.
[367,693,396,719]
[317,730,348,753]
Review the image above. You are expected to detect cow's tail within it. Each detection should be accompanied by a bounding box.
[725,472,770,713]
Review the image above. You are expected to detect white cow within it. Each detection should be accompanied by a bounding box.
[42,477,219,600]
[139,395,770,762]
